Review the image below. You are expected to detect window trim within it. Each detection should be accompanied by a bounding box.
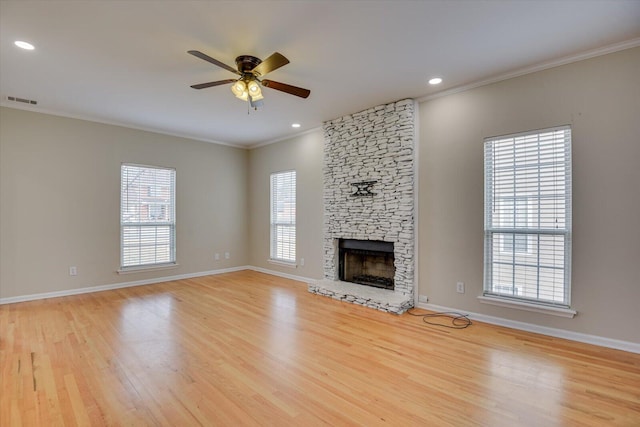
[267,258,297,268]
[483,125,572,310]
[117,262,179,275]
[120,163,176,271]
[477,295,576,318]
[269,170,296,264]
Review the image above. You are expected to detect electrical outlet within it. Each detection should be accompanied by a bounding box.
[225,252,230,260]
[69,266,77,276]
[456,281,465,294]
[300,258,305,266]
[419,295,429,303]
[214,253,220,261]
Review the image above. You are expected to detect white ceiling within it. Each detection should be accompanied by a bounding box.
[1,1,639,148]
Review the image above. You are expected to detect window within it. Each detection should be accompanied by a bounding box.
[121,164,176,269]
[484,126,571,306]
[270,170,296,263]
[500,197,530,254]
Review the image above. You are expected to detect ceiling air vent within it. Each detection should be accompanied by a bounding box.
[6,96,37,105]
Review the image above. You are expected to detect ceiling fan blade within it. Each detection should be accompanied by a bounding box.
[252,52,289,76]
[188,50,240,75]
[261,80,310,98]
[190,79,237,89]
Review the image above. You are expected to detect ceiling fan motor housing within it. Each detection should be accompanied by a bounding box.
[236,55,262,74]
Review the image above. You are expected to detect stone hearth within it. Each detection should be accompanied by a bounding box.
[309,279,413,313]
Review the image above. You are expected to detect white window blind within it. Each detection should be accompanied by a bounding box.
[484,126,572,306]
[121,164,176,269]
[270,170,296,263]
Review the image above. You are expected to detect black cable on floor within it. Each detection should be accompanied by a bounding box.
[407,309,472,329]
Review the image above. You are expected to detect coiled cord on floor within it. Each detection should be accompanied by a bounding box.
[407,309,472,329]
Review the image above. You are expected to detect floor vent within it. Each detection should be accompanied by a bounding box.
[6,96,37,105]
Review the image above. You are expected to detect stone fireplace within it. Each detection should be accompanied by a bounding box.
[308,99,415,314]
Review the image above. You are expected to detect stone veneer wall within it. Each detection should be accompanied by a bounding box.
[309,99,415,313]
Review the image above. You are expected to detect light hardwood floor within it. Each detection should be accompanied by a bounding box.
[1,270,639,426]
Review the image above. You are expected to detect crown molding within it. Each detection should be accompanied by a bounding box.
[417,38,640,103]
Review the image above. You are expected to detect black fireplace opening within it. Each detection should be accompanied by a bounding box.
[338,239,395,290]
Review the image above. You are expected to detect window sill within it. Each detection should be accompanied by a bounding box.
[267,259,297,269]
[117,263,179,275]
[477,295,577,318]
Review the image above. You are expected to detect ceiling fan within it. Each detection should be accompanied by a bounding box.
[188,50,310,108]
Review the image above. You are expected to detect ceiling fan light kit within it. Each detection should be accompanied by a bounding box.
[188,50,310,110]
[247,81,263,100]
[231,80,249,100]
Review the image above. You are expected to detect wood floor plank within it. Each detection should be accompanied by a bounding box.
[1,270,639,426]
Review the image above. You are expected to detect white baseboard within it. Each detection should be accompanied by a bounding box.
[419,302,640,355]
[0,266,250,305]
[247,265,315,284]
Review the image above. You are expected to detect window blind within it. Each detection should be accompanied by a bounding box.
[121,164,176,269]
[270,170,296,262]
[484,126,571,306]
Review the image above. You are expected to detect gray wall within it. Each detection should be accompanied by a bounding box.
[0,108,249,299]
[419,47,640,343]
[248,131,324,280]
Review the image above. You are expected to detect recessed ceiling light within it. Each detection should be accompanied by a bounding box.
[14,41,35,50]
[291,123,301,128]
[428,77,443,85]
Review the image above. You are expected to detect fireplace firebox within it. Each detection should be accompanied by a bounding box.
[338,239,395,290]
